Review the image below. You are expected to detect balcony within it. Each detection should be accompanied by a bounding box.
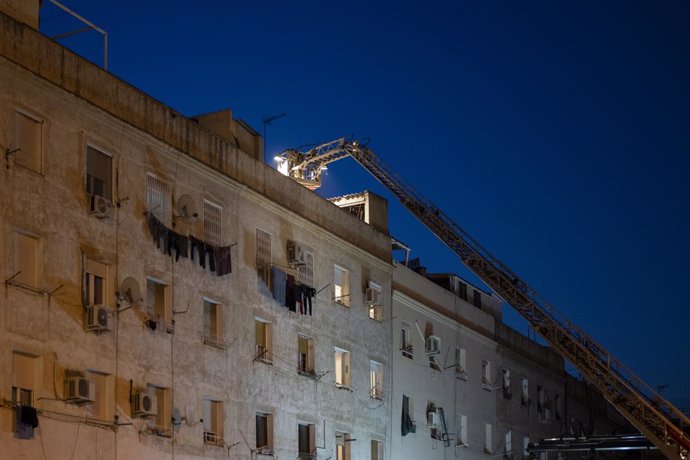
[199,331,227,350]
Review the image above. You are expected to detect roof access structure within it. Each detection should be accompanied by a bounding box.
[275,138,689,459]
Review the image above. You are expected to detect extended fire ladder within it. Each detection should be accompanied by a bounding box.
[277,138,690,459]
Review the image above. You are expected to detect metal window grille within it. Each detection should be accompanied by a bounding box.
[146,174,170,224]
[203,200,222,246]
[298,251,314,286]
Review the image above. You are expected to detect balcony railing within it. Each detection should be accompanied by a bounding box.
[255,345,272,364]
[199,331,227,350]
[370,384,385,400]
[204,431,224,446]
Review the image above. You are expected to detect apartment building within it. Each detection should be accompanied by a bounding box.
[0,3,391,459]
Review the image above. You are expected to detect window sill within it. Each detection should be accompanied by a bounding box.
[334,383,353,392]
[298,369,317,379]
[256,358,273,366]
[482,383,493,392]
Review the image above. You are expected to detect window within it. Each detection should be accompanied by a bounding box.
[538,386,550,422]
[371,439,383,460]
[427,402,441,439]
[14,109,42,173]
[484,423,492,454]
[521,378,529,406]
[455,347,467,380]
[146,173,171,224]
[256,412,274,454]
[203,200,222,246]
[455,413,468,446]
[503,369,512,399]
[86,371,112,421]
[505,430,513,457]
[335,432,351,460]
[482,360,492,390]
[334,348,351,388]
[255,319,272,364]
[12,230,40,288]
[151,385,172,436]
[297,335,315,376]
[333,265,350,306]
[85,258,109,306]
[401,323,413,358]
[298,423,316,460]
[203,399,224,445]
[427,335,441,370]
[146,278,171,332]
[12,352,41,407]
[523,436,530,457]
[202,299,224,349]
[369,360,384,400]
[367,281,383,321]
[473,289,482,308]
[458,282,468,301]
[256,228,271,286]
[86,146,112,201]
[297,251,314,287]
[401,394,416,436]
[555,394,561,421]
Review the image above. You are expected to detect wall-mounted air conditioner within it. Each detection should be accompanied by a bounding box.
[365,287,381,305]
[287,241,306,266]
[85,305,110,333]
[132,391,157,417]
[425,335,441,355]
[427,411,440,427]
[89,194,113,219]
[64,376,95,405]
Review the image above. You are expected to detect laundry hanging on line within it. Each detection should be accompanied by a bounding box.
[146,212,232,276]
[271,266,315,315]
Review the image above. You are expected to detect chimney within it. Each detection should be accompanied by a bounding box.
[0,0,41,29]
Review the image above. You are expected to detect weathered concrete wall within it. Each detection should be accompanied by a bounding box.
[0,33,392,460]
[0,9,390,263]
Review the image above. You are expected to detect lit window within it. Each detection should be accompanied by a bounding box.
[482,360,492,389]
[523,436,530,456]
[202,299,224,349]
[85,258,109,306]
[333,265,350,306]
[13,352,41,407]
[146,278,172,332]
[455,413,468,446]
[203,399,224,445]
[256,228,271,286]
[256,412,274,454]
[149,385,171,436]
[538,386,551,422]
[203,200,222,246]
[335,432,351,460]
[298,334,315,376]
[298,423,316,460]
[86,146,112,201]
[12,230,40,288]
[369,361,384,400]
[401,323,413,359]
[146,173,170,224]
[505,430,513,457]
[255,319,272,364]
[371,439,383,460]
[454,347,467,380]
[86,370,112,421]
[334,348,351,388]
[14,110,43,173]
[484,423,492,454]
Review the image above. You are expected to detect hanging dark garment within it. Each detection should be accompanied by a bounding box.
[190,236,207,268]
[206,244,216,272]
[167,230,177,257]
[286,275,297,312]
[216,246,232,276]
[176,235,189,261]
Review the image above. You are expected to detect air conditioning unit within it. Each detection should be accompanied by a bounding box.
[287,241,306,266]
[365,287,381,305]
[84,305,110,333]
[427,411,440,427]
[89,194,113,219]
[64,376,95,405]
[425,335,441,355]
[132,391,157,417]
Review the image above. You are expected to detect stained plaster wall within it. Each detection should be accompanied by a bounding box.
[0,19,392,460]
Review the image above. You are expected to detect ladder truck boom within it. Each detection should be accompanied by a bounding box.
[276,138,690,459]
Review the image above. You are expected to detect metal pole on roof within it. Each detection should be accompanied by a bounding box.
[262,113,286,164]
[46,0,108,70]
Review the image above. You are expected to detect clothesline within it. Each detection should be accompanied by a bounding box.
[145,211,233,277]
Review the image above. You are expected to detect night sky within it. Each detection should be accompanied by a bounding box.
[39,1,690,410]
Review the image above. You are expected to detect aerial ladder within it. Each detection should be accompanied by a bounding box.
[275,138,690,459]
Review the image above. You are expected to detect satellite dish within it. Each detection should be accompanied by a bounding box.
[175,194,197,219]
[119,277,142,304]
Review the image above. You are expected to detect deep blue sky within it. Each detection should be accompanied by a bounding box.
[40,1,690,409]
